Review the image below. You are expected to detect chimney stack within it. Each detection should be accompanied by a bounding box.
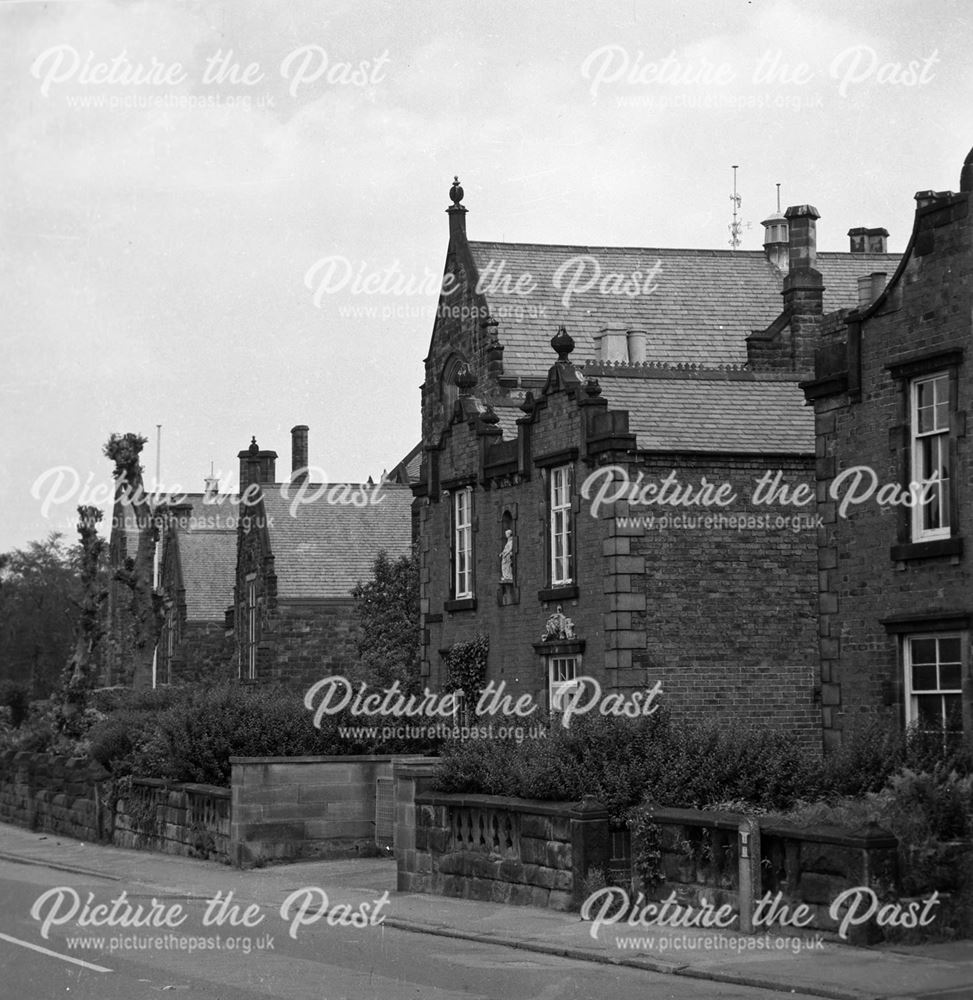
[291,425,309,484]
[782,205,824,324]
[848,227,889,253]
[784,205,820,272]
[237,437,277,489]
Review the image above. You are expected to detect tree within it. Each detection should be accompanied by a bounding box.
[104,432,164,690]
[56,506,108,732]
[351,547,420,694]
[0,532,81,698]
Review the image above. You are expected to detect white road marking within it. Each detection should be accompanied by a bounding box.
[0,931,112,972]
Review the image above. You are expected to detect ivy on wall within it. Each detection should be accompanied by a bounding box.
[442,633,489,709]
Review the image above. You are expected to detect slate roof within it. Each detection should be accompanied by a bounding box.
[178,530,238,619]
[259,483,413,599]
[390,441,423,485]
[467,243,899,376]
[159,493,238,622]
[594,374,814,454]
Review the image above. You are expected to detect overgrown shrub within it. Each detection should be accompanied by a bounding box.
[86,682,441,786]
[0,680,32,728]
[433,711,817,822]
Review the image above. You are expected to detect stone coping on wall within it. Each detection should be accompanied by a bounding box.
[230,754,413,765]
[129,776,230,798]
[759,819,898,850]
[416,791,598,817]
[647,806,744,831]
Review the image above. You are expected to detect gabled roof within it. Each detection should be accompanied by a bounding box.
[466,242,900,377]
[178,530,238,619]
[259,483,413,599]
[389,441,423,485]
[157,493,239,622]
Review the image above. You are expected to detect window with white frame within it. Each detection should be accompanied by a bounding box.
[245,574,257,680]
[911,373,951,541]
[549,465,574,585]
[548,655,582,714]
[904,634,964,736]
[453,487,473,599]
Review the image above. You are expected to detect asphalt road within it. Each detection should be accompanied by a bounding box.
[0,858,827,1000]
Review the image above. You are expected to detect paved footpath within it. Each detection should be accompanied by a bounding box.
[1,821,972,1000]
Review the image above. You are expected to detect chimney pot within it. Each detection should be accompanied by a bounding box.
[626,329,647,364]
[594,327,627,363]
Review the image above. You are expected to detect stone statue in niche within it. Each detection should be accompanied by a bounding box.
[542,605,575,642]
[499,529,514,583]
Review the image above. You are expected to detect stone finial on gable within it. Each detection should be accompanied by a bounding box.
[544,325,583,395]
[551,324,575,361]
[447,175,468,242]
[455,362,477,396]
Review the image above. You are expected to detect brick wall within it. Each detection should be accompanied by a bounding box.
[808,190,973,748]
[420,373,820,744]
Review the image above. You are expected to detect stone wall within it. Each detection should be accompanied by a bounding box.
[396,784,610,911]
[0,750,111,842]
[172,620,235,684]
[624,806,898,940]
[229,755,396,867]
[760,819,898,939]
[271,598,360,690]
[114,778,231,862]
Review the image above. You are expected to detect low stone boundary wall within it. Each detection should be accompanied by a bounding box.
[396,780,610,911]
[0,750,111,842]
[760,819,898,937]
[229,755,398,867]
[114,778,231,862]
[623,807,898,939]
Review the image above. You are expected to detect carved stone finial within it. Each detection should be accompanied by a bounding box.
[455,363,477,395]
[519,391,535,415]
[449,176,464,206]
[551,325,574,362]
[248,437,259,454]
[584,377,602,398]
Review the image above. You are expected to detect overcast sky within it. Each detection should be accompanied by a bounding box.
[2,0,969,551]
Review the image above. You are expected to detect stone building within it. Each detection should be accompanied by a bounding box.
[803,150,973,750]
[233,427,414,688]
[104,427,414,690]
[156,485,238,684]
[413,179,901,744]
